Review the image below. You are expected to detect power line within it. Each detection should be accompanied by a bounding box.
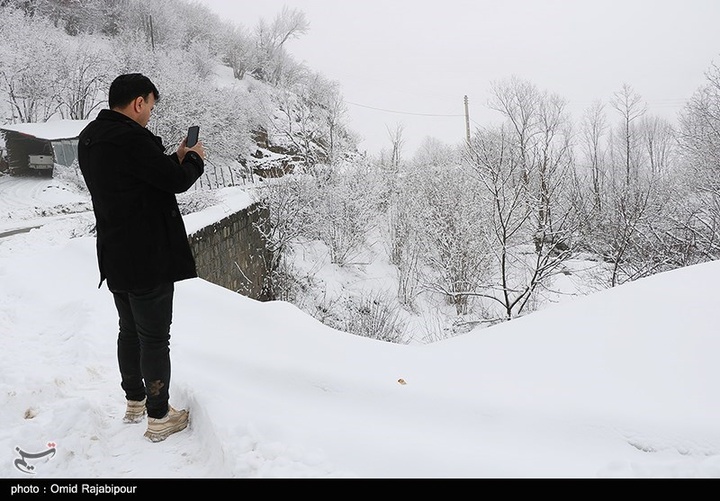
[345,100,465,117]
[346,97,689,120]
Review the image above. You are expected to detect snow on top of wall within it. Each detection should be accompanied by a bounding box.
[183,186,256,235]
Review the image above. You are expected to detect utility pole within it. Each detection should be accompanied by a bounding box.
[144,14,155,51]
[464,95,471,144]
[149,15,155,51]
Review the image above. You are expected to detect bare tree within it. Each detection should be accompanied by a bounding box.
[412,136,457,167]
[9,0,130,36]
[414,166,492,315]
[600,178,654,286]
[387,191,423,308]
[273,73,354,166]
[676,61,720,260]
[610,83,647,187]
[488,76,541,188]
[465,125,534,319]
[220,25,252,80]
[271,86,327,167]
[250,174,317,298]
[313,163,382,265]
[679,61,720,179]
[252,6,309,84]
[533,91,574,252]
[582,86,699,286]
[317,78,351,164]
[0,8,64,122]
[489,77,575,252]
[639,115,675,176]
[56,37,109,119]
[386,123,405,170]
[579,101,608,212]
[466,82,578,320]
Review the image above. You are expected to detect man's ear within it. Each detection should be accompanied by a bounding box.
[133,96,145,113]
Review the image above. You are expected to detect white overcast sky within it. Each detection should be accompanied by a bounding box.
[197,0,720,156]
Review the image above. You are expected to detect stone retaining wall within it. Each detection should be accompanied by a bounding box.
[188,203,273,301]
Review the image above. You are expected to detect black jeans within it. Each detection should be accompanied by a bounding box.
[112,282,174,419]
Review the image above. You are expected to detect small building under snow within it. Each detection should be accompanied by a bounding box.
[0,120,90,176]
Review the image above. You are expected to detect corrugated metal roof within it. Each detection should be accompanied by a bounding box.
[0,120,91,140]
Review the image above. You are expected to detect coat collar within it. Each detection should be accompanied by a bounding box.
[94,109,165,148]
[97,108,140,126]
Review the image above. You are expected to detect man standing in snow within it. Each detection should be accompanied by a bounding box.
[78,73,205,442]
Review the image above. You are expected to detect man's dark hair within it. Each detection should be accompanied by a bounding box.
[108,73,160,109]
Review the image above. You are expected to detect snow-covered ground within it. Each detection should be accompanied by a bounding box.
[0,173,91,236]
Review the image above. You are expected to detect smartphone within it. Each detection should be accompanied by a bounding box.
[186,125,199,147]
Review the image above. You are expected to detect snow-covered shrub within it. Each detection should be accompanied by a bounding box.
[342,290,408,344]
[52,161,87,194]
[386,182,422,309]
[177,188,220,215]
[312,162,383,265]
[250,174,318,299]
[400,164,492,316]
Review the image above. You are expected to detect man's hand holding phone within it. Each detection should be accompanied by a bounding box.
[178,125,205,163]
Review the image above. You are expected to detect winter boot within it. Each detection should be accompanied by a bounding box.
[143,406,189,442]
[123,397,147,424]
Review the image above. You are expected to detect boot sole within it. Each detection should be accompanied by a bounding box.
[123,414,146,424]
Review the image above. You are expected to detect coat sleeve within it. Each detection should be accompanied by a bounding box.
[124,129,204,193]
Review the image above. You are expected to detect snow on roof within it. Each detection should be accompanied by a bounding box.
[0,119,91,140]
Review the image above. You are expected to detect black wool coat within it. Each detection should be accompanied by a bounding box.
[78,109,204,292]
